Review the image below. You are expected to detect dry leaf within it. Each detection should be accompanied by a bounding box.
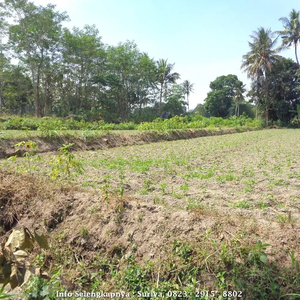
[9,264,25,289]
[5,228,34,253]
[34,231,49,249]
[13,250,28,262]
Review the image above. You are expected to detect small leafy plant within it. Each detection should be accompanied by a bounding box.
[50,143,84,179]
[8,141,39,173]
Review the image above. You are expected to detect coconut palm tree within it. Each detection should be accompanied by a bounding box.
[156,59,180,114]
[241,28,281,124]
[277,9,300,67]
[181,80,194,112]
[232,82,245,116]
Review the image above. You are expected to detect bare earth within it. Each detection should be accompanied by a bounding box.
[1,128,299,297]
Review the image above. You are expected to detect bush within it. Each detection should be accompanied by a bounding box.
[0,115,262,132]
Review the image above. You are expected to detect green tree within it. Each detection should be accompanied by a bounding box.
[277,9,300,67]
[241,28,281,123]
[58,25,105,117]
[232,81,245,116]
[267,58,300,122]
[0,53,9,113]
[104,41,157,121]
[2,65,33,114]
[163,84,187,116]
[0,2,9,113]
[204,74,244,117]
[5,0,68,117]
[156,59,180,114]
[193,103,206,116]
[181,80,194,112]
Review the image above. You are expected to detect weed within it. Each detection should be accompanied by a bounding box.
[186,197,203,210]
[173,240,193,261]
[123,263,148,294]
[180,182,189,194]
[119,184,125,200]
[277,212,294,224]
[243,179,256,192]
[234,200,251,209]
[80,228,89,238]
[247,240,269,265]
[23,276,56,299]
[140,179,153,195]
[160,183,167,195]
[50,143,83,179]
[154,196,164,205]
[256,200,270,209]
[8,141,39,173]
[101,181,111,201]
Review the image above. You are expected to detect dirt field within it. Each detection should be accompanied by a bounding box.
[1,129,300,299]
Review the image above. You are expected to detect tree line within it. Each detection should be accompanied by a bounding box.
[0,0,194,122]
[202,9,300,125]
[0,1,300,125]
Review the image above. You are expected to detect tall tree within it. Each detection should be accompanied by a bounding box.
[163,84,187,116]
[277,9,300,67]
[59,25,105,116]
[104,41,156,121]
[2,65,33,114]
[204,74,244,117]
[181,80,194,111]
[241,28,281,124]
[156,59,180,114]
[267,58,300,122]
[232,81,245,116]
[5,0,68,117]
[0,3,9,113]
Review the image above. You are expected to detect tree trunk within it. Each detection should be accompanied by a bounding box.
[255,104,258,119]
[295,43,299,68]
[33,83,40,117]
[31,68,40,117]
[0,92,2,113]
[159,83,163,115]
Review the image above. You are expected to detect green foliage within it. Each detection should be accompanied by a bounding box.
[0,1,299,125]
[137,114,261,130]
[192,103,206,116]
[0,114,261,132]
[7,141,39,173]
[163,84,187,115]
[0,66,33,115]
[156,59,180,114]
[50,143,84,179]
[123,263,149,293]
[14,141,38,157]
[267,58,300,123]
[173,240,193,261]
[204,75,245,117]
[277,9,300,66]
[24,276,55,300]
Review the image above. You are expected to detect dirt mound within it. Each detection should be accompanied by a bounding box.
[1,168,298,270]
[0,127,257,159]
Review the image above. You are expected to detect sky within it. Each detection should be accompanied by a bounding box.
[31,0,299,110]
